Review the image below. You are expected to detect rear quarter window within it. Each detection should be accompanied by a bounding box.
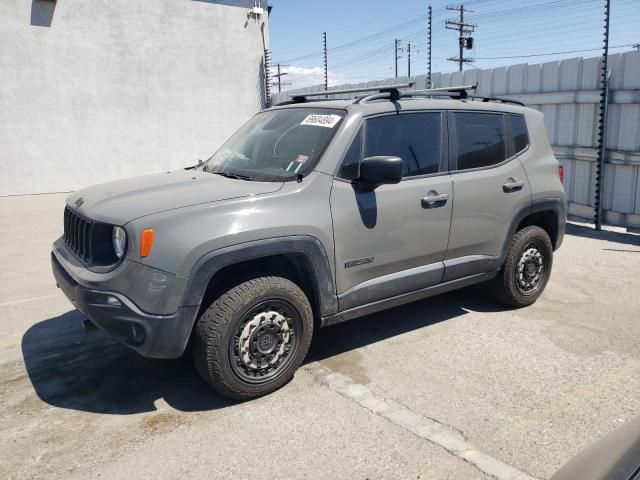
[509,114,529,154]
[454,112,507,170]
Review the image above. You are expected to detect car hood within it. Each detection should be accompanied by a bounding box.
[66,169,284,225]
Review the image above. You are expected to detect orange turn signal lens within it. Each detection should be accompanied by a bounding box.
[139,229,155,258]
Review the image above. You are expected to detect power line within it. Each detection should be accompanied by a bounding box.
[272,8,432,56]
[279,0,638,89]
[278,18,448,70]
[474,3,639,42]
[332,27,428,70]
[277,0,635,66]
[272,7,453,66]
[275,15,429,64]
[475,43,635,59]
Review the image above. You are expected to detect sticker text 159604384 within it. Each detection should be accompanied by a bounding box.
[300,114,342,129]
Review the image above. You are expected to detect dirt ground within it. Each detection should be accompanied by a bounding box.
[1,193,640,480]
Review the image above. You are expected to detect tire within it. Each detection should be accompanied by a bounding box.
[492,225,553,308]
[191,276,313,400]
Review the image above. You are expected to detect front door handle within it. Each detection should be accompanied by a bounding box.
[503,180,524,193]
[421,193,449,208]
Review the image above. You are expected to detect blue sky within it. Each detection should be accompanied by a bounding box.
[267,0,640,90]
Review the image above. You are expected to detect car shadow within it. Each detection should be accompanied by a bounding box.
[22,284,506,414]
[309,284,504,361]
[21,310,233,414]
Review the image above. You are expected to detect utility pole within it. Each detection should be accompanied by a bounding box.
[396,40,416,77]
[323,32,328,91]
[634,43,640,51]
[272,64,290,93]
[446,4,476,71]
[395,38,399,78]
[427,5,432,88]
[594,0,611,231]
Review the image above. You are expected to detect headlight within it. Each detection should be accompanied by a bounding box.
[112,226,127,259]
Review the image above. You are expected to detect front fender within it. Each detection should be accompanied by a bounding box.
[181,235,338,317]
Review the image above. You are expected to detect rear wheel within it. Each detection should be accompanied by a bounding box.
[191,276,313,400]
[493,225,553,308]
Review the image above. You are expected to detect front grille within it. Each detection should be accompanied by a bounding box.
[64,206,95,262]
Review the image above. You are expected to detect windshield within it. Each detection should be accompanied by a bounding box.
[201,108,346,181]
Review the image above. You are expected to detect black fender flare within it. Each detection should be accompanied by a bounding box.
[180,235,338,317]
[500,197,567,264]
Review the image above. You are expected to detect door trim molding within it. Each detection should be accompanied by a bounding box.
[442,255,501,282]
[338,261,444,311]
[322,271,496,327]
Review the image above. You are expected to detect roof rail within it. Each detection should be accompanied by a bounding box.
[401,90,525,107]
[466,94,525,107]
[282,82,415,105]
[274,98,333,107]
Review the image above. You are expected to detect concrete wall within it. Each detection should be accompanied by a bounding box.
[273,51,640,231]
[0,0,269,195]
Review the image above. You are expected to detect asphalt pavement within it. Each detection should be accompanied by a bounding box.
[1,193,639,480]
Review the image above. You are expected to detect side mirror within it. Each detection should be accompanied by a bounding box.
[357,156,403,189]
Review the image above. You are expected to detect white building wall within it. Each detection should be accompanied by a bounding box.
[0,0,269,195]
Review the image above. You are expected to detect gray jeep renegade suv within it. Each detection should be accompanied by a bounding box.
[51,85,566,399]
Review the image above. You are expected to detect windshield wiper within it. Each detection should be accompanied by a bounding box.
[185,159,204,171]
[212,171,253,181]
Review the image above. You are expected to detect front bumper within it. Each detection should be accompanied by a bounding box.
[52,252,197,358]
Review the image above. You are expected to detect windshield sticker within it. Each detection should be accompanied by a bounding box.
[300,114,342,129]
[285,155,309,173]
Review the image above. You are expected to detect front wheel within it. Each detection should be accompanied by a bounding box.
[492,225,553,308]
[191,276,313,400]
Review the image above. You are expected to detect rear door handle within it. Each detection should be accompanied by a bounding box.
[421,193,449,208]
[503,180,524,193]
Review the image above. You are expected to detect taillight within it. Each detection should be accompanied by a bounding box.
[558,165,564,183]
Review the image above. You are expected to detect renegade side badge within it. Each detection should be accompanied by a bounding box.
[345,257,374,268]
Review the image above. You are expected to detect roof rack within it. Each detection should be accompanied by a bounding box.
[356,85,526,107]
[275,83,415,106]
[274,83,525,107]
[354,85,477,104]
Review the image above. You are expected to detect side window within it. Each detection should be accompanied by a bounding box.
[454,112,506,170]
[509,114,529,154]
[339,129,362,180]
[364,113,441,177]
